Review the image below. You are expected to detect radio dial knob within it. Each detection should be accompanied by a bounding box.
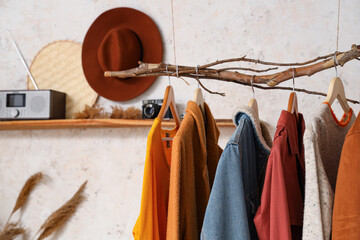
[10,109,20,118]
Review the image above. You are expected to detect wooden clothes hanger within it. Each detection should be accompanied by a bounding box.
[287,69,299,121]
[193,66,206,120]
[248,98,259,120]
[158,85,181,139]
[249,76,259,120]
[325,77,351,115]
[287,92,299,119]
[193,88,205,119]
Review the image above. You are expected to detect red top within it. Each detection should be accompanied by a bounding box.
[254,111,305,240]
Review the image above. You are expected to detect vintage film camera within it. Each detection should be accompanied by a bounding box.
[142,99,173,119]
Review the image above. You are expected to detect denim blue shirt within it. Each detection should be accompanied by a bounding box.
[201,107,272,240]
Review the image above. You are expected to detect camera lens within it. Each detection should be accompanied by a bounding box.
[143,104,155,118]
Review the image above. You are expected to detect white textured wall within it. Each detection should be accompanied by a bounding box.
[0,0,359,239]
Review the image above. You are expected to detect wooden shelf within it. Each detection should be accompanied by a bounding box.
[0,119,235,130]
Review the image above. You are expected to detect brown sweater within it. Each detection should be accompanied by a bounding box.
[332,111,360,239]
[166,101,222,240]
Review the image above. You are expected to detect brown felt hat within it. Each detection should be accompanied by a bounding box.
[82,8,163,101]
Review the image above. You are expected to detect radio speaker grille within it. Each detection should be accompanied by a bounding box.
[30,96,46,113]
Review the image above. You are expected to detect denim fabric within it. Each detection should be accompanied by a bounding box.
[201,110,271,240]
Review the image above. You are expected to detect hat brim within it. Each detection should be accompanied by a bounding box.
[82,8,163,101]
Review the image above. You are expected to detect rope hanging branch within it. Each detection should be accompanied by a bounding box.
[105,44,360,104]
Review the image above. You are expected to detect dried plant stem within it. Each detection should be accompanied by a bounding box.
[105,46,359,86]
[192,75,360,104]
[1,172,43,233]
[3,216,12,234]
[199,52,341,68]
[32,181,87,240]
[193,77,225,96]
[249,84,359,104]
[104,45,360,103]
[214,66,279,73]
[0,223,25,240]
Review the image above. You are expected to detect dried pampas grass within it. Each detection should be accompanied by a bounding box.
[110,106,142,119]
[0,223,25,240]
[73,105,109,119]
[0,172,42,240]
[109,106,124,119]
[122,107,142,119]
[33,181,87,240]
[74,104,142,119]
[0,173,87,240]
[11,172,43,217]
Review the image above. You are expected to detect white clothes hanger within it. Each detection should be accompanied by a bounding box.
[325,77,351,114]
[193,66,205,118]
[325,54,351,116]
[248,76,259,120]
[193,88,205,114]
[287,68,299,122]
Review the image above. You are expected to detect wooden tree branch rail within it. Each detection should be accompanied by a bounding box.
[105,45,360,104]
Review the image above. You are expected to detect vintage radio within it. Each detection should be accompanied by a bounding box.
[2,31,67,120]
[0,90,66,120]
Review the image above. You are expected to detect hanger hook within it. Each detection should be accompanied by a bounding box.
[176,64,179,78]
[166,64,171,85]
[292,68,295,92]
[334,52,338,77]
[251,75,255,99]
[196,65,200,88]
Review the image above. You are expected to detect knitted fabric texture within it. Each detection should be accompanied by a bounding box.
[302,103,356,240]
